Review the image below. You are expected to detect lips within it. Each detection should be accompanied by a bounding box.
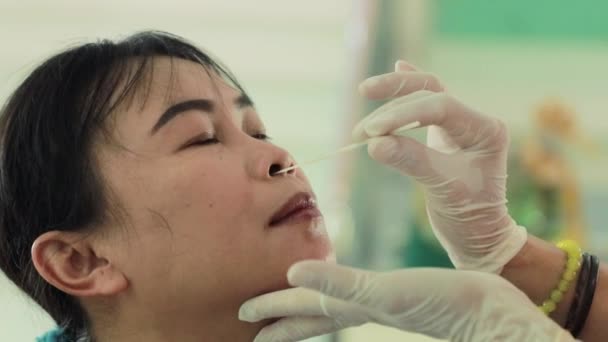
[269,192,321,227]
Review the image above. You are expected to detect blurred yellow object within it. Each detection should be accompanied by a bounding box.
[533,98,600,156]
[521,98,595,245]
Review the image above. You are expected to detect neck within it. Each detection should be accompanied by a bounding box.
[90,301,268,342]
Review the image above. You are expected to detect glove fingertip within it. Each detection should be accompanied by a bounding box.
[357,81,370,96]
[363,122,385,137]
[367,136,399,162]
[238,304,258,322]
[286,265,298,286]
[287,261,314,287]
[351,122,369,142]
[395,60,417,72]
[253,334,270,342]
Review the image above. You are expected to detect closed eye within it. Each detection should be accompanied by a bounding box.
[182,134,219,149]
[190,137,220,146]
[252,133,271,141]
[181,133,271,150]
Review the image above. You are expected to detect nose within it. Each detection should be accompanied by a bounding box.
[248,141,296,179]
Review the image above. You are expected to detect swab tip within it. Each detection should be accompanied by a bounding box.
[274,165,298,175]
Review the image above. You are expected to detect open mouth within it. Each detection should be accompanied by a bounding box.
[268,192,322,227]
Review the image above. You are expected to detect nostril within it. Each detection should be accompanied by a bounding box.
[269,164,282,176]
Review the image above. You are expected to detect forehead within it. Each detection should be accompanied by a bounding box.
[143,57,240,108]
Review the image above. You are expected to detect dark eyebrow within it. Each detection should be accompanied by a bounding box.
[150,94,253,135]
[151,99,213,135]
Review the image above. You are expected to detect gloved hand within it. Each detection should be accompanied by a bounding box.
[353,60,527,273]
[239,260,574,342]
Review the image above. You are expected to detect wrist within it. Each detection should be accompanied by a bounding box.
[501,235,533,271]
[500,235,576,326]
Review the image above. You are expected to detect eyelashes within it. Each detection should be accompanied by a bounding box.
[250,133,271,141]
[184,133,272,149]
[188,137,220,147]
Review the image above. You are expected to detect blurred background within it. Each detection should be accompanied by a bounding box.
[1,0,607,340]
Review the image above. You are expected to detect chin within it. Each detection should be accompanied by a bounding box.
[261,233,332,294]
[289,217,333,261]
[241,218,333,300]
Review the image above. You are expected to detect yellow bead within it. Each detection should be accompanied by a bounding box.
[566,258,581,272]
[558,239,570,252]
[550,290,563,302]
[560,240,581,257]
[538,240,582,316]
[569,252,580,260]
[541,300,557,314]
[563,269,577,281]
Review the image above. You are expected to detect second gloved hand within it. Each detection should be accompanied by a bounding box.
[240,260,573,342]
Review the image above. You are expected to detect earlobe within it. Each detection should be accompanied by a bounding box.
[31,231,128,298]
[89,263,129,296]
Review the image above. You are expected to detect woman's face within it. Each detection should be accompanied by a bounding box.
[95,57,332,317]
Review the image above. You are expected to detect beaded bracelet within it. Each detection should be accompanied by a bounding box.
[539,240,583,315]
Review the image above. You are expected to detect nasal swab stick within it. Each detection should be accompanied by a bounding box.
[275,121,421,174]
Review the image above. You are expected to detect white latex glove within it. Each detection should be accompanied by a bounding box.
[239,260,574,342]
[352,60,527,273]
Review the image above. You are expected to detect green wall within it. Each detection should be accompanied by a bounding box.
[437,0,608,40]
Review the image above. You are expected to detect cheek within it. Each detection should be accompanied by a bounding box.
[157,157,261,262]
[120,161,260,303]
[168,162,255,227]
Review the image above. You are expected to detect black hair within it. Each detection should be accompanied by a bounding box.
[0,31,246,340]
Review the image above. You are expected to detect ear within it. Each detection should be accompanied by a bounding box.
[31,231,128,297]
